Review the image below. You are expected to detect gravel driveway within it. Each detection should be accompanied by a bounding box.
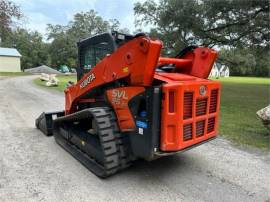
[0,76,269,202]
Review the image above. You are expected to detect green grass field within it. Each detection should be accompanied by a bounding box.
[216,76,270,85]
[215,77,270,150]
[34,76,270,150]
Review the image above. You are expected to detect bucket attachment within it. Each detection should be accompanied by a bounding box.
[35,111,64,136]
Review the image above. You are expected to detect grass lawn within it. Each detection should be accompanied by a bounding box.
[0,72,30,76]
[33,75,270,150]
[215,77,270,151]
[33,75,76,92]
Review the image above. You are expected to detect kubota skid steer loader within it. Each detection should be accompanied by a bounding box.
[36,32,221,178]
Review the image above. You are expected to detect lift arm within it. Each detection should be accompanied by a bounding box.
[64,36,162,114]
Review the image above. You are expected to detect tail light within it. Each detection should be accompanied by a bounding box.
[209,89,218,113]
[169,91,175,113]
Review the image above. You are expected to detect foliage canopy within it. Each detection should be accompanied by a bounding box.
[134,0,269,76]
[0,0,268,76]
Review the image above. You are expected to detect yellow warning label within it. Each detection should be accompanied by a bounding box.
[122,67,129,73]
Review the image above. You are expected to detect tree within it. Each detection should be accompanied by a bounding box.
[219,47,269,76]
[47,10,129,68]
[2,28,49,70]
[135,0,269,49]
[0,0,22,42]
[135,0,197,54]
[134,0,269,76]
[109,19,130,34]
[68,10,111,40]
[48,34,77,68]
[198,0,269,47]
[47,10,111,68]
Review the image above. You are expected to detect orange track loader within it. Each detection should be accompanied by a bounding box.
[36,32,221,178]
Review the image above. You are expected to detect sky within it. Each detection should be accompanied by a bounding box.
[12,0,149,37]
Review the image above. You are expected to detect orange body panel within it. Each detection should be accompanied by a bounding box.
[179,48,218,78]
[64,36,162,114]
[155,73,221,151]
[106,87,145,132]
[64,32,220,153]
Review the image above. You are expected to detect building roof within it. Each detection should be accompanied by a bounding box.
[0,47,21,57]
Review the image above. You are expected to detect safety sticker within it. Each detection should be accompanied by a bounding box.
[136,120,148,129]
[138,128,143,135]
[122,66,129,73]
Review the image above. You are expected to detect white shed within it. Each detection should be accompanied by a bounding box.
[209,63,220,78]
[209,62,230,78]
[0,47,22,72]
[219,65,230,77]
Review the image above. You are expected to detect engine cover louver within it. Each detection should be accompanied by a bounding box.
[196,120,205,137]
[183,124,193,141]
[196,98,207,116]
[184,92,193,119]
[207,117,215,133]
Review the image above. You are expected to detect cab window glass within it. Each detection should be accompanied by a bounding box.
[82,42,111,71]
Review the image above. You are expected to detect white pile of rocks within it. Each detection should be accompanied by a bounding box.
[257,105,270,130]
[39,73,59,87]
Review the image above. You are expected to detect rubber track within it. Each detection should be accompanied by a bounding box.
[53,107,130,178]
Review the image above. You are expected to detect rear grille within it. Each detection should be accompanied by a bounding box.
[207,117,215,133]
[209,89,218,113]
[183,92,193,119]
[196,98,207,116]
[183,124,192,141]
[181,88,218,142]
[196,120,205,137]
